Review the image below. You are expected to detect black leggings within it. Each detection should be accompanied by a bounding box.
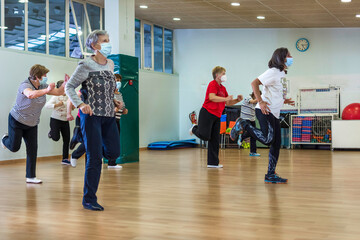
[2,114,38,178]
[242,109,281,174]
[192,107,220,166]
[49,118,70,160]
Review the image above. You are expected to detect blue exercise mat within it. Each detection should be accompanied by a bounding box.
[148,139,197,150]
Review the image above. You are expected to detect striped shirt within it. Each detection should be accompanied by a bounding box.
[114,92,125,120]
[10,79,48,127]
[240,97,256,121]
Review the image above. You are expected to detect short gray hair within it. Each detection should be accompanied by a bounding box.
[86,30,108,51]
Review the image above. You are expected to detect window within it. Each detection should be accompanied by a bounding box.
[69,1,86,59]
[49,0,66,56]
[153,25,163,72]
[143,23,152,69]
[86,4,100,31]
[5,0,25,50]
[135,19,141,68]
[102,8,105,30]
[135,20,174,74]
[164,29,173,74]
[0,1,2,46]
[28,0,46,54]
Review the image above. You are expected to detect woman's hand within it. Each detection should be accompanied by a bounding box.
[79,103,93,116]
[114,100,124,109]
[237,95,243,102]
[226,95,233,102]
[55,101,64,108]
[259,101,271,115]
[46,83,55,93]
[67,113,74,121]
[284,98,295,106]
[123,108,128,115]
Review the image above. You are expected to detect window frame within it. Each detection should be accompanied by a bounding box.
[0,0,104,59]
[136,17,174,74]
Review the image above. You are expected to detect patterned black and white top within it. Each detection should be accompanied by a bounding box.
[65,57,116,117]
[10,79,48,127]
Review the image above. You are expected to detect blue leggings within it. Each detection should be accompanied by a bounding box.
[242,109,281,174]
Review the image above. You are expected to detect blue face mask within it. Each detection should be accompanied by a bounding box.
[40,77,48,85]
[99,42,112,58]
[285,57,293,67]
[116,82,122,90]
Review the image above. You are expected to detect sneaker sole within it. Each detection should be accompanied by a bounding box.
[264,180,288,184]
[61,162,71,165]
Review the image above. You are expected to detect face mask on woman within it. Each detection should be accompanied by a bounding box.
[99,42,112,57]
[220,75,227,83]
[40,77,48,85]
[285,57,293,67]
[116,81,122,90]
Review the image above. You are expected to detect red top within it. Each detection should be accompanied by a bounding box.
[202,80,228,118]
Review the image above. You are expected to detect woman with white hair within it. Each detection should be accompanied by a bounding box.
[65,30,122,211]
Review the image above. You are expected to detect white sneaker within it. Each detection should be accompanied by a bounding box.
[70,157,77,167]
[1,134,8,149]
[26,178,42,184]
[207,164,223,168]
[108,165,123,169]
[189,124,196,136]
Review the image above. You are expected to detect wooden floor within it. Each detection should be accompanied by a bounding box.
[0,148,360,240]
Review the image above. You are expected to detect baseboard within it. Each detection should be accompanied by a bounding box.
[0,155,63,165]
[139,147,148,151]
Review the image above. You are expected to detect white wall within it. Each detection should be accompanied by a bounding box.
[175,28,360,140]
[0,48,79,161]
[139,70,179,147]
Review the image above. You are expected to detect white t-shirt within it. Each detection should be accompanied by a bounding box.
[255,68,287,119]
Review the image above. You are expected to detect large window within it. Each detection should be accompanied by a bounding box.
[135,20,174,74]
[135,19,141,68]
[0,0,103,58]
[28,0,46,54]
[143,23,152,69]
[164,29,173,74]
[49,0,66,56]
[5,0,25,50]
[86,3,100,31]
[154,25,163,72]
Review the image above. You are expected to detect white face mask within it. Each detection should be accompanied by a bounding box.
[220,75,227,83]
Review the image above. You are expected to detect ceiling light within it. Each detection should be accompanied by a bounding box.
[356,14,360,18]
[0,26,8,29]
[19,0,28,2]
[341,0,351,2]
[231,3,240,6]
[173,18,181,21]
[139,5,148,9]
[257,16,265,20]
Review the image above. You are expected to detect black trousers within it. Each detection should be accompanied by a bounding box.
[242,109,281,174]
[192,107,220,166]
[2,114,38,178]
[108,119,121,166]
[249,121,257,153]
[49,117,70,160]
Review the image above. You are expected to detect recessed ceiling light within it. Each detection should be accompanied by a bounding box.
[139,5,148,9]
[173,18,181,21]
[231,3,240,6]
[18,0,28,3]
[257,16,265,20]
[341,0,351,2]
[356,14,360,18]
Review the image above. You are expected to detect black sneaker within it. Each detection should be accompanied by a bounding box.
[230,117,243,141]
[61,159,71,165]
[83,202,104,211]
[264,173,288,184]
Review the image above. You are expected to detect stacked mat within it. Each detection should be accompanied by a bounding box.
[292,117,303,142]
[148,139,197,150]
[301,117,313,142]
